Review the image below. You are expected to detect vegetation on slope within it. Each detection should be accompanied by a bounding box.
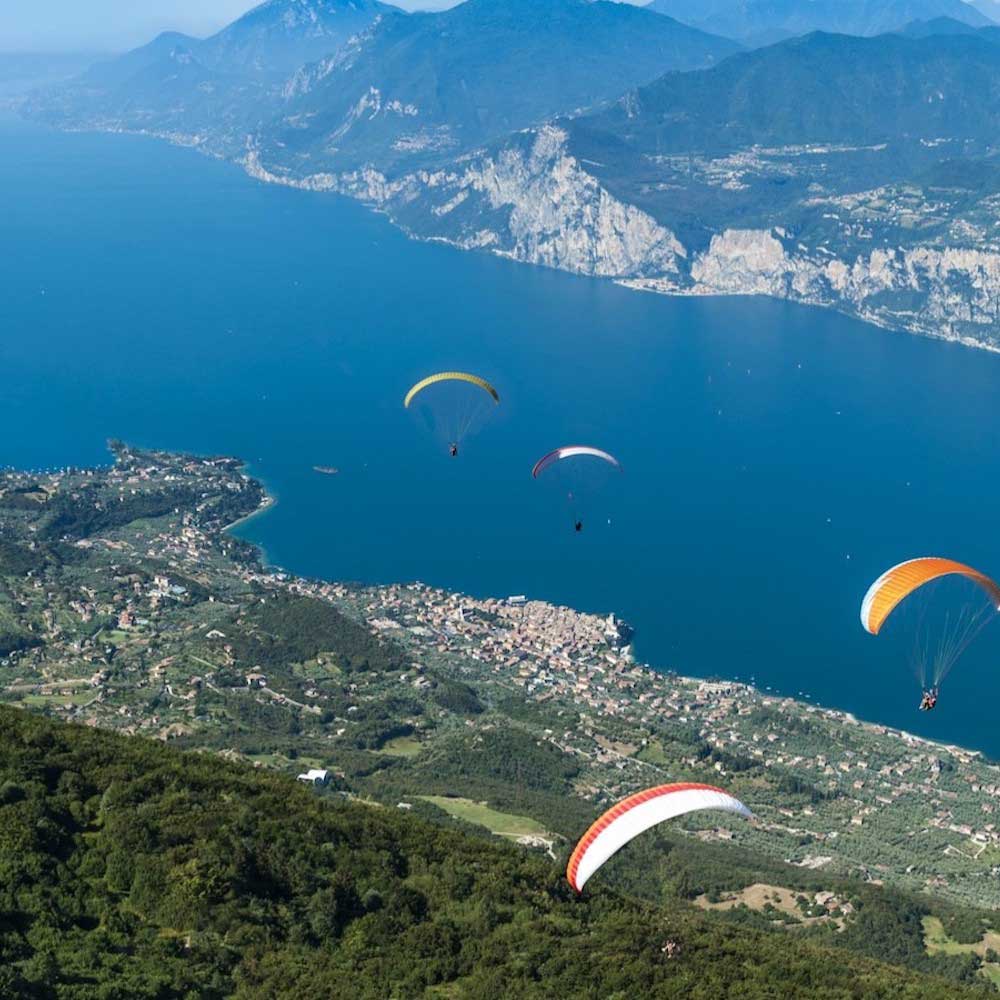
[0,705,992,999]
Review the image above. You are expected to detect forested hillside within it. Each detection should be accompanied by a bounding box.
[0,705,991,998]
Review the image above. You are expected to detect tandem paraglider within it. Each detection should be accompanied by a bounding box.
[861,557,1000,712]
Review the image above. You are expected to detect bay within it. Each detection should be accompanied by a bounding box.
[3,115,1000,754]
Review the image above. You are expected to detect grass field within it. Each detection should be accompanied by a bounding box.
[636,740,670,766]
[21,690,97,708]
[378,735,423,757]
[923,916,1000,986]
[419,795,551,841]
[696,883,841,929]
[244,752,326,772]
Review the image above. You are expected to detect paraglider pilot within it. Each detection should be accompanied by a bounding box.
[450,443,459,458]
[575,521,583,533]
[919,688,938,712]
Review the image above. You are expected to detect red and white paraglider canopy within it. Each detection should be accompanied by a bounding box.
[531,446,621,480]
[566,783,753,893]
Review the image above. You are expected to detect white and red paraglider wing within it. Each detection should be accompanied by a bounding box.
[566,783,752,893]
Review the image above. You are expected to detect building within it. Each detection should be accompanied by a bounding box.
[297,769,330,786]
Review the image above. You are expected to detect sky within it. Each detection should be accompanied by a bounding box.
[0,0,473,53]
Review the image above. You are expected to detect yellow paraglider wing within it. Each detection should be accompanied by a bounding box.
[860,557,1000,636]
[404,372,500,409]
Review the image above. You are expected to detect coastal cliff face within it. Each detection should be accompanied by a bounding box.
[247,126,687,278]
[242,126,1000,348]
[354,136,1000,348]
[687,231,1000,345]
[383,127,687,279]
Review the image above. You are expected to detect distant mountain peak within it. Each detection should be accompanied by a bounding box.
[232,0,389,31]
[267,0,738,170]
[648,0,992,46]
[194,0,399,77]
[898,14,985,34]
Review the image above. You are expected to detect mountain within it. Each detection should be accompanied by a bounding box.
[26,0,398,145]
[197,0,401,78]
[74,0,396,84]
[31,33,270,147]
[25,0,1000,350]
[78,30,203,89]
[898,14,1000,39]
[29,0,738,171]
[646,0,993,46]
[589,31,1000,154]
[268,0,739,171]
[899,13,989,32]
[358,28,1000,349]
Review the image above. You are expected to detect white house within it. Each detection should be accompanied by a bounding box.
[297,769,330,786]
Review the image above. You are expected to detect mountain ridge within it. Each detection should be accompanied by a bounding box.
[262,0,740,171]
[591,29,1000,153]
[646,0,995,46]
[198,0,401,78]
[337,28,1000,350]
[28,0,739,173]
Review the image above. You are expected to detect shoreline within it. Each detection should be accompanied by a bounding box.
[222,469,277,535]
[22,116,999,357]
[222,493,277,534]
[203,452,999,768]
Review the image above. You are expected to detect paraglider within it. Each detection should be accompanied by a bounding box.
[566,783,753,893]
[404,372,500,457]
[532,446,622,532]
[861,557,1000,709]
[531,446,621,480]
[404,371,499,410]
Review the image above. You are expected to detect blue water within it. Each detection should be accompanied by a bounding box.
[4,115,1000,754]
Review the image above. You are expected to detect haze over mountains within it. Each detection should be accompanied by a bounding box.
[30,0,737,170]
[270,0,738,170]
[23,0,1000,348]
[647,0,992,46]
[195,0,403,77]
[86,0,398,83]
[592,29,1000,154]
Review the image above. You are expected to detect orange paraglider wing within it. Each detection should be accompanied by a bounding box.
[860,558,1000,636]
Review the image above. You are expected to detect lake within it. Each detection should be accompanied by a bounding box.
[4,115,1000,754]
